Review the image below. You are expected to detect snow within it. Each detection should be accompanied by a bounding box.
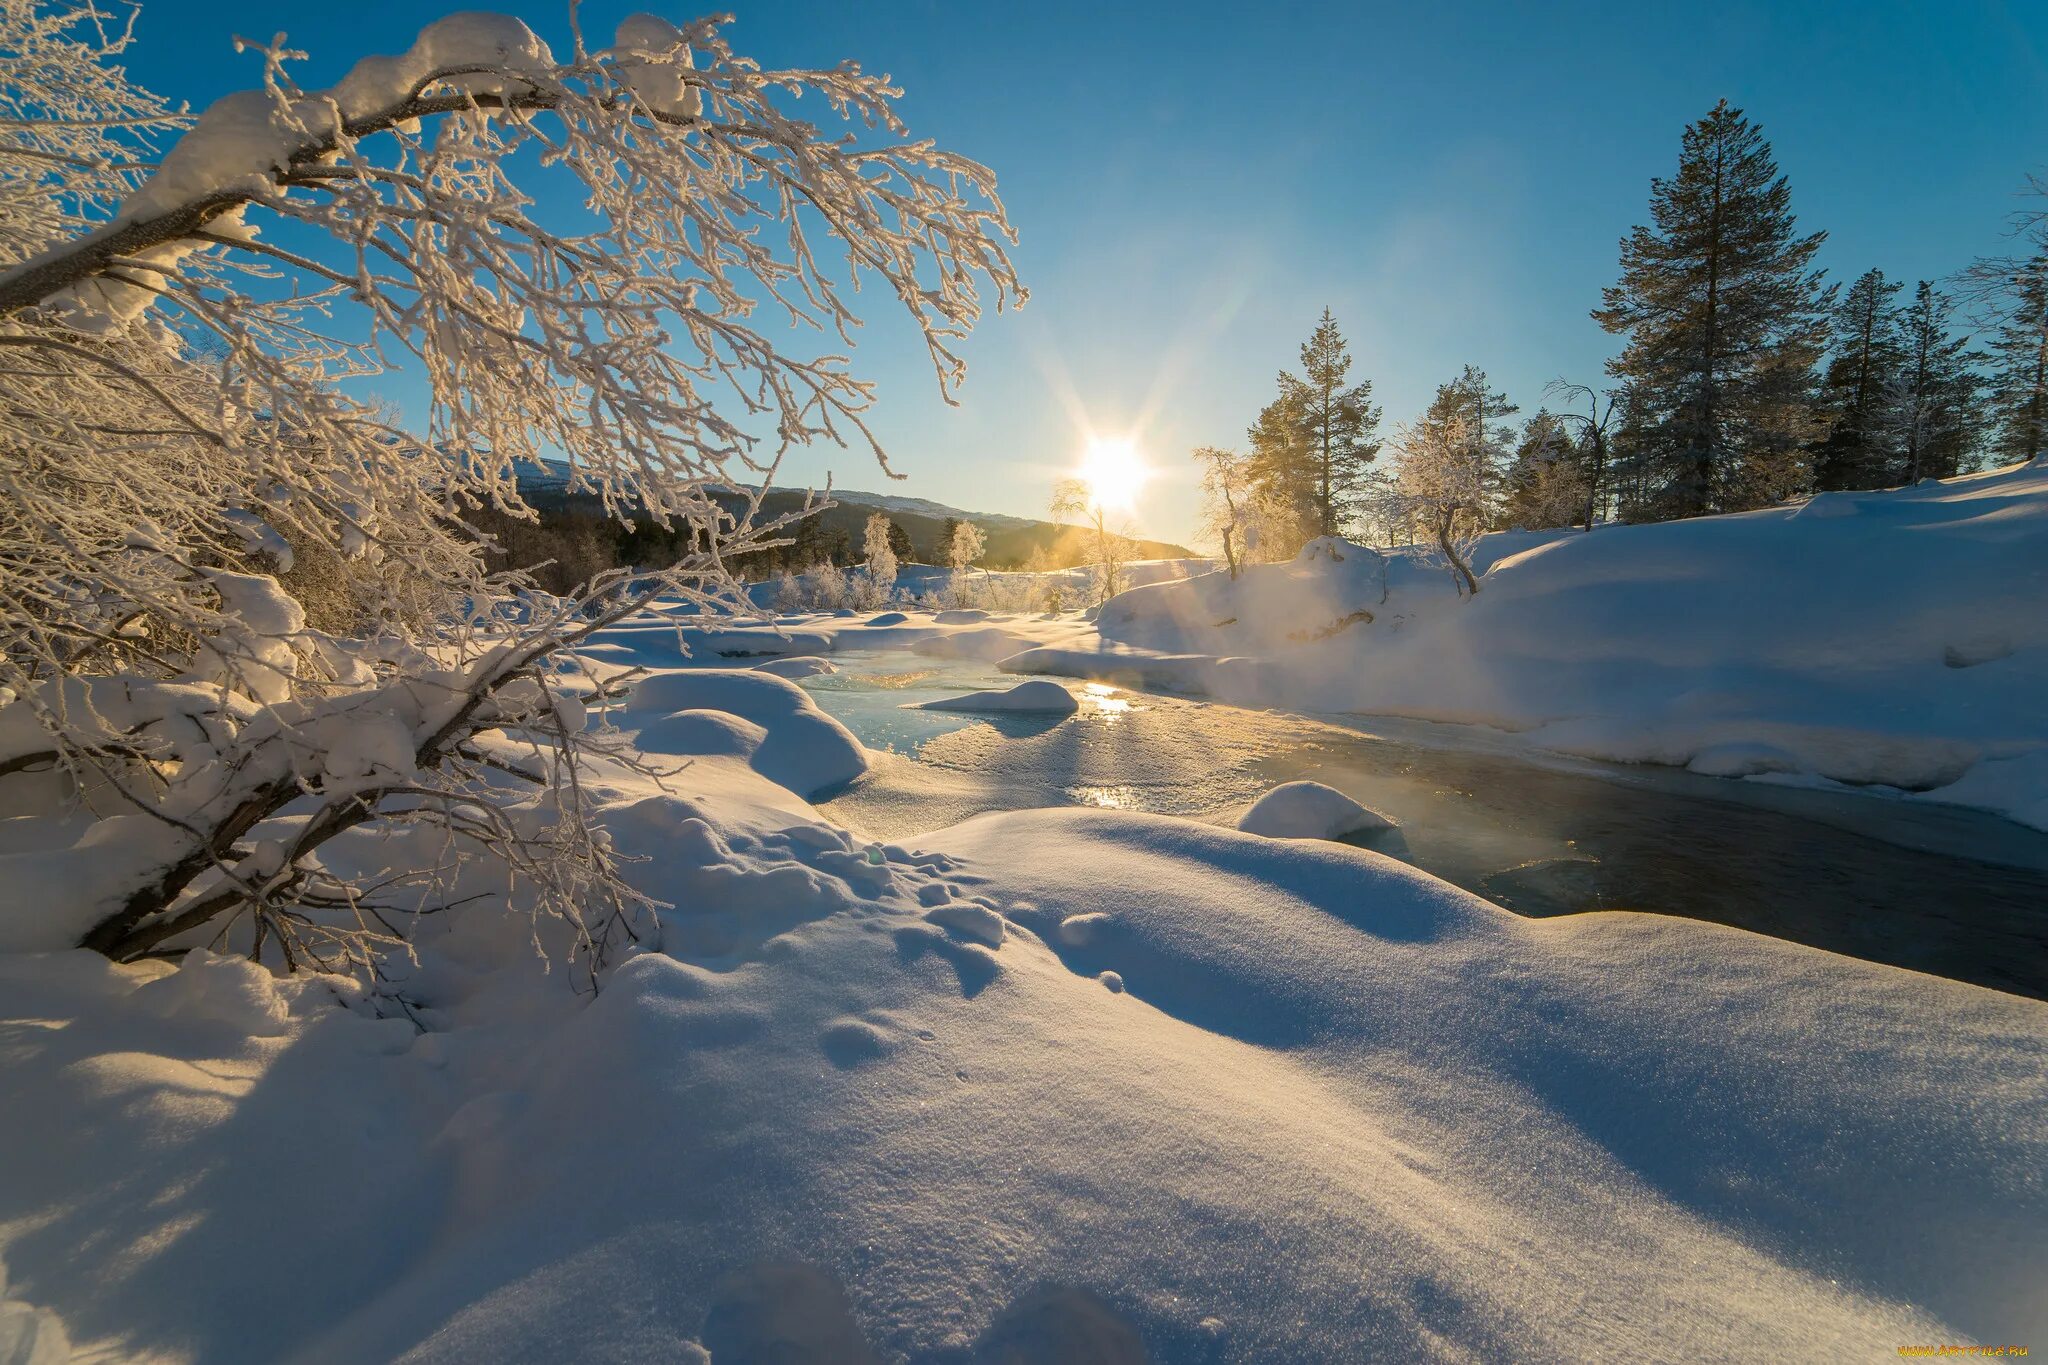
[1238,780,1396,840]
[30,13,558,326]
[608,14,701,119]
[0,1261,69,1365]
[192,569,306,704]
[908,679,1080,714]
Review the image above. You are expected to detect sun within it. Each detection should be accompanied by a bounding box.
[1078,436,1149,513]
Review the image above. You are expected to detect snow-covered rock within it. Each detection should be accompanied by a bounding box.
[909,679,1080,714]
[1238,780,1396,840]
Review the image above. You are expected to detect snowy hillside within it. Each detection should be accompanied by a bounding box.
[1009,460,2048,829]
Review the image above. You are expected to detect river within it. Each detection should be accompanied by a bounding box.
[796,648,2048,1000]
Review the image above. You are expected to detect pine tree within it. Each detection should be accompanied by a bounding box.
[1501,410,1587,530]
[1245,387,1317,555]
[1887,282,1984,482]
[1979,250,2048,464]
[1595,100,1833,517]
[1251,309,1382,542]
[886,519,914,563]
[789,515,830,569]
[1813,269,1906,490]
[1438,364,1518,517]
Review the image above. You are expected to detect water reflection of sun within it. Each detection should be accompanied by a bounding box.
[1082,682,1133,722]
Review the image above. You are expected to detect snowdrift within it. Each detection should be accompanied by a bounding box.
[1026,461,2048,828]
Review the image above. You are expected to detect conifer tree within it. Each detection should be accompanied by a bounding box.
[1887,282,1984,482]
[1439,364,1518,515]
[1975,250,2048,464]
[1248,309,1382,543]
[1814,269,1906,490]
[1245,387,1316,555]
[1501,410,1587,530]
[1595,101,1832,517]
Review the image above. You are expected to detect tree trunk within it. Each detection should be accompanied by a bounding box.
[1437,508,1478,597]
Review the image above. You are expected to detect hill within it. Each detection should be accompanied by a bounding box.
[515,464,1192,568]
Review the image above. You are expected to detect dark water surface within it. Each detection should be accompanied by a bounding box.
[804,650,2048,1001]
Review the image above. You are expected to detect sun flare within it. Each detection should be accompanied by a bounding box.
[1078,436,1149,512]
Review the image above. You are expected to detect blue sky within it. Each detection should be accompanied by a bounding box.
[127,0,2048,545]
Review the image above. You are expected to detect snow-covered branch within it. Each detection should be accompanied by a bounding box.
[0,2,1023,982]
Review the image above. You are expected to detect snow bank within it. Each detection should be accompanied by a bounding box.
[2,784,2040,1361]
[1238,780,1395,840]
[1069,462,2048,828]
[907,679,1079,714]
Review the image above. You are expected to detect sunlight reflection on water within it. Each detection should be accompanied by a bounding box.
[1068,784,1144,809]
[1082,682,1133,718]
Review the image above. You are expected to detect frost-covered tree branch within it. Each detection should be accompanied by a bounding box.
[0,1,1023,982]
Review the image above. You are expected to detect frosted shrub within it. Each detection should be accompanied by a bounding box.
[0,2,1021,978]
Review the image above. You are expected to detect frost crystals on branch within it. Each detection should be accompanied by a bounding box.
[0,1,1022,985]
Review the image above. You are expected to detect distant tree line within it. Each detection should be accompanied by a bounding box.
[1200,101,2048,574]
[473,490,1121,596]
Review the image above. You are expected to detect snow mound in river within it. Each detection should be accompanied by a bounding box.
[1238,780,1395,839]
[630,668,866,796]
[909,679,1079,714]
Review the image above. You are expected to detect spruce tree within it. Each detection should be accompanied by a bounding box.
[1980,251,2048,463]
[1501,409,1585,530]
[1246,388,1316,556]
[1439,364,1518,515]
[1261,308,1383,539]
[1409,371,1512,532]
[1813,269,1906,490]
[1595,100,1832,517]
[1888,282,1985,482]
